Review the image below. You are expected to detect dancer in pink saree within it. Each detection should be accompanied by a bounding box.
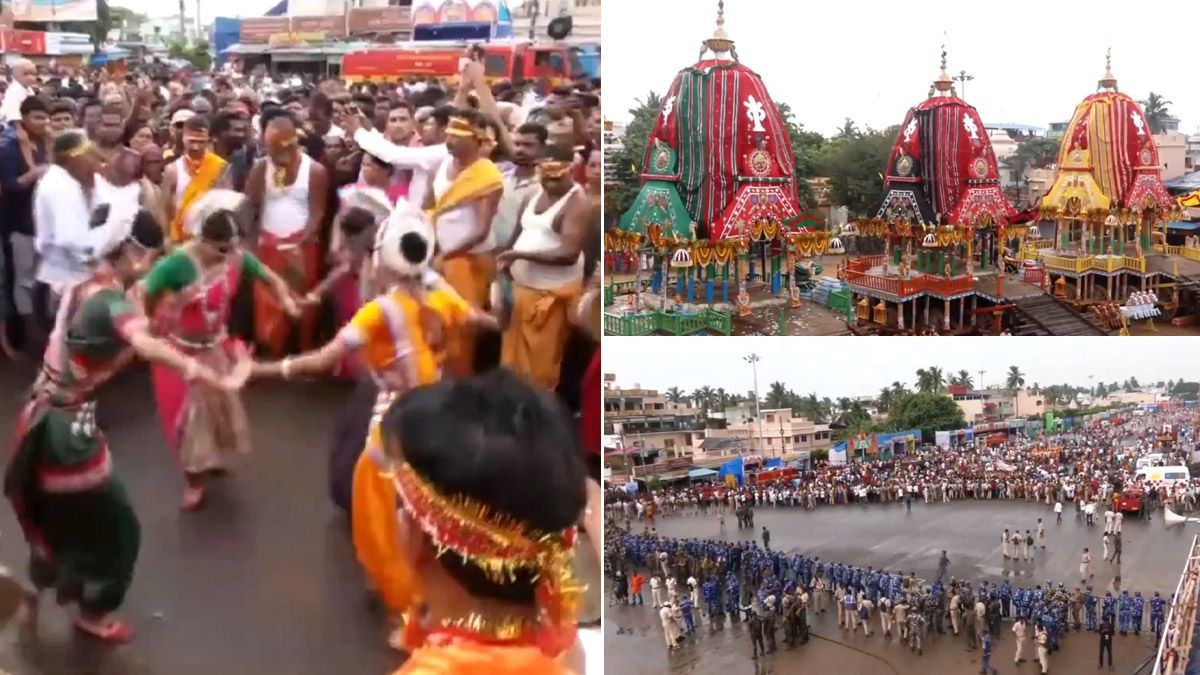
[140,190,300,510]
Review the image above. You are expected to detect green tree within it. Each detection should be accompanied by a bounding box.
[1140,92,1174,134]
[887,392,967,442]
[664,387,685,404]
[836,117,860,139]
[1001,136,1061,195]
[776,102,826,209]
[816,125,899,217]
[607,92,663,217]
[878,386,895,414]
[950,369,974,389]
[1006,366,1026,391]
[765,382,791,410]
[915,367,946,394]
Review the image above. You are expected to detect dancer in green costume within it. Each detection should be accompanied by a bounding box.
[5,169,249,644]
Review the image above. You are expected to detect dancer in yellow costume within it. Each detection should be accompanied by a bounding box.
[247,199,498,644]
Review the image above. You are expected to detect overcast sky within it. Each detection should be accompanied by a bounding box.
[604,337,1199,399]
[603,0,1200,137]
[112,0,276,24]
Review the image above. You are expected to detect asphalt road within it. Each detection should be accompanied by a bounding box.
[606,499,1194,674]
[0,358,399,675]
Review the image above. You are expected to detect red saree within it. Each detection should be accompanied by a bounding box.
[151,253,251,473]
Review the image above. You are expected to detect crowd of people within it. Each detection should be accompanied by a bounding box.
[607,517,1168,672]
[0,52,603,674]
[606,410,1199,523]
[605,409,1196,671]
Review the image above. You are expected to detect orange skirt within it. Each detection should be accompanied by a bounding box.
[351,442,415,615]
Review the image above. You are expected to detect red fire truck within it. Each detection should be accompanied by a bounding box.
[1113,487,1144,515]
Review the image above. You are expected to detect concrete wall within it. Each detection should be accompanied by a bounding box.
[1155,132,1188,180]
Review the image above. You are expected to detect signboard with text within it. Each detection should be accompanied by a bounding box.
[347,6,411,34]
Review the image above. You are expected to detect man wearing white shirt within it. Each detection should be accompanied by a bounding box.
[347,105,449,209]
[33,131,100,313]
[0,59,37,125]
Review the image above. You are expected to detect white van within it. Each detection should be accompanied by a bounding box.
[1134,465,1191,487]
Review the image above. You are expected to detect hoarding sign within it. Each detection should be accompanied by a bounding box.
[9,0,96,22]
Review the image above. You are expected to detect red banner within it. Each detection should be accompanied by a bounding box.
[2,29,46,54]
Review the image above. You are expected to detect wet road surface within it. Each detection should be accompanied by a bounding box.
[0,360,388,674]
[607,499,1191,674]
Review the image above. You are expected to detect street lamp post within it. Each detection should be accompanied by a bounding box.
[746,353,764,458]
[978,369,986,391]
[954,69,974,99]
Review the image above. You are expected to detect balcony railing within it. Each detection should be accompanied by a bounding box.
[1040,253,1147,274]
[843,267,975,297]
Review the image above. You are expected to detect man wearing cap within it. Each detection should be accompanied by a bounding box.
[496,144,587,391]
[162,116,230,245]
[426,109,503,376]
[163,108,195,162]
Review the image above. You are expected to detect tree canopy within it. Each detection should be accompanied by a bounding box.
[886,392,966,442]
[815,124,899,217]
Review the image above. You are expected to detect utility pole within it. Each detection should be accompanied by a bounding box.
[745,353,764,458]
[178,0,186,41]
[954,69,974,99]
[978,369,986,391]
[524,0,540,41]
[195,0,202,41]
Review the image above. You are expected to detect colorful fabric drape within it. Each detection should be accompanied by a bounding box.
[169,152,228,243]
[254,232,320,358]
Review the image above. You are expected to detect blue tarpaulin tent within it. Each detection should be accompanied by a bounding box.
[717,457,744,485]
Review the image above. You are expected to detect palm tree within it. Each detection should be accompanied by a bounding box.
[836,397,854,418]
[1005,366,1026,391]
[915,368,931,393]
[837,117,860,139]
[1140,92,1174,134]
[878,386,894,414]
[691,386,715,417]
[664,387,685,404]
[916,366,946,394]
[714,388,730,412]
[765,382,791,409]
[1006,365,1026,417]
[951,369,974,389]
